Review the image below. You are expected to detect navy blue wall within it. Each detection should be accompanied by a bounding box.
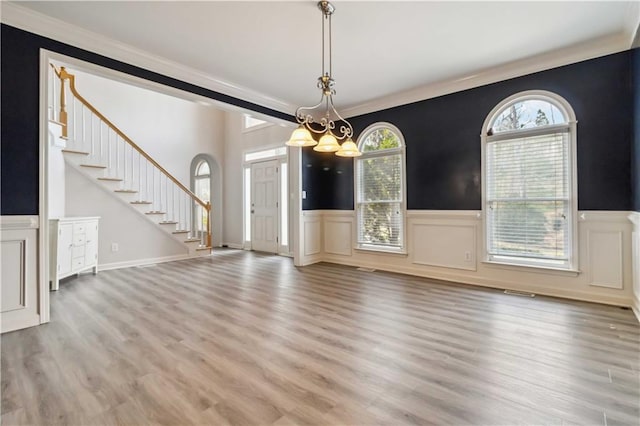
[0,24,292,215]
[633,48,640,212]
[303,50,634,211]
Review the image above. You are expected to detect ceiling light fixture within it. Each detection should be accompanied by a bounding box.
[285,1,361,157]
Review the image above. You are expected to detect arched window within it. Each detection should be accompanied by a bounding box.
[355,123,406,252]
[482,91,577,270]
[194,160,210,204]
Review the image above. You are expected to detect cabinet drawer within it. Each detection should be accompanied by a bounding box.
[72,257,85,270]
[73,223,86,233]
[71,246,85,259]
[73,233,86,245]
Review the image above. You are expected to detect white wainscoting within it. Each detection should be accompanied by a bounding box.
[587,230,623,289]
[411,220,477,271]
[300,211,323,265]
[1,216,41,333]
[629,212,640,320]
[301,210,635,307]
[324,212,353,257]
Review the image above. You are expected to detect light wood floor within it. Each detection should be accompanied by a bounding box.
[2,250,639,426]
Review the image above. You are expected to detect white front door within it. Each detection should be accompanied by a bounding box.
[251,159,279,253]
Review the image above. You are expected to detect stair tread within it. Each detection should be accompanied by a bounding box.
[172,230,189,234]
[97,177,123,181]
[159,221,178,224]
[185,238,201,242]
[131,201,153,204]
[196,246,212,251]
[61,149,90,155]
[146,211,165,215]
[81,164,107,169]
[115,189,138,193]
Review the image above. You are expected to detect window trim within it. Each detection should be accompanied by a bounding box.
[480,90,578,271]
[355,122,407,253]
[242,114,272,133]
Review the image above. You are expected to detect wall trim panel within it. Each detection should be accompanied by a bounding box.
[304,209,635,308]
[587,230,624,289]
[629,212,640,321]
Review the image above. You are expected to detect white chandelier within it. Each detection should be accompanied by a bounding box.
[285,1,361,157]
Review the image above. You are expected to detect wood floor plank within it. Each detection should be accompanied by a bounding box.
[2,250,638,425]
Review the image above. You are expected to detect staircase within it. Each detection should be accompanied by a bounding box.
[49,65,211,257]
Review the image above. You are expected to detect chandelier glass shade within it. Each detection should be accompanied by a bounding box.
[285,1,361,157]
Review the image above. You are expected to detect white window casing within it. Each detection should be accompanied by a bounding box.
[355,122,407,253]
[481,90,578,271]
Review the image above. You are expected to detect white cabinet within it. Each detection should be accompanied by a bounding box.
[50,217,100,290]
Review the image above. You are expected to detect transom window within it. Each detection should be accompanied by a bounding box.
[355,123,406,252]
[482,91,577,270]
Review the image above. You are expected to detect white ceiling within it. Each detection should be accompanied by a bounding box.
[7,1,640,116]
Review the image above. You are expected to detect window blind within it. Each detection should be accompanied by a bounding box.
[486,132,569,263]
[357,154,403,247]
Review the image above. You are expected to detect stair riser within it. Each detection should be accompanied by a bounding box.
[112,192,140,203]
[158,223,179,232]
[78,167,107,179]
[145,214,167,224]
[96,180,123,191]
[61,151,88,165]
[130,203,153,213]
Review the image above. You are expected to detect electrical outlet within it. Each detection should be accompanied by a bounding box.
[464,251,472,262]
[111,243,119,252]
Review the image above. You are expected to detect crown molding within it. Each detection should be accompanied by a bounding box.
[2,2,637,121]
[1,2,297,116]
[624,1,640,48]
[341,32,632,119]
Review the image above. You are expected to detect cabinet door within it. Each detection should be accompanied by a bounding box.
[84,221,98,266]
[58,223,74,275]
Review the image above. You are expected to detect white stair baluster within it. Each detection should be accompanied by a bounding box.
[81,106,85,151]
[49,67,54,121]
[90,113,94,158]
[107,129,112,172]
[72,98,76,147]
[138,152,142,201]
[123,142,127,187]
[99,122,103,163]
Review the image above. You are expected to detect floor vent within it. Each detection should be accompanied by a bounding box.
[357,267,376,272]
[503,289,535,297]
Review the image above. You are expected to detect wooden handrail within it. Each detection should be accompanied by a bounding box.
[51,64,211,248]
[51,65,209,212]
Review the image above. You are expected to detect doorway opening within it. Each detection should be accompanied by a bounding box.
[243,146,289,255]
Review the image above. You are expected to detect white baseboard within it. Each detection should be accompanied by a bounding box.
[307,210,636,308]
[324,255,631,307]
[632,294,640,323]
[99,254,195,271]
[223,242,244,250]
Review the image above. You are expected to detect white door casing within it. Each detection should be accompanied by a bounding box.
[251,159,279,253]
